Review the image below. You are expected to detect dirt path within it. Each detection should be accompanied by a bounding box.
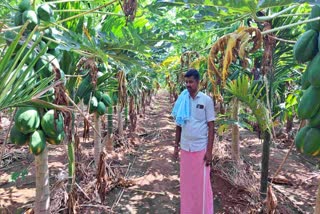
[0,90,182,213]
[108,90,180,213]
[1,90,320,213]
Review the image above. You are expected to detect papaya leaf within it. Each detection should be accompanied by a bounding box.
[156,0,257,12]
[258,0,315,9]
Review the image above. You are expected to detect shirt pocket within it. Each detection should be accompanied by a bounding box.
[193,108,206,121]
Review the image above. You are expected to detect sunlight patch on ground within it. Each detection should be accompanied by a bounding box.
[0,186,34,206]
[1,170,34,185]
[48,161,65,168]
[1,173,12,183]
[124,204,137,213]
[248,153,262,159]
[133,172,179,186]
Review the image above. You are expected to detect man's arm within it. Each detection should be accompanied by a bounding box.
[173,125,181,159]
[204,121,215,166]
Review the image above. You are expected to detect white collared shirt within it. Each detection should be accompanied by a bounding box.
[179,91,215,152]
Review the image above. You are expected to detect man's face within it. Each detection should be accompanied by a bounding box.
[185,76,199,94]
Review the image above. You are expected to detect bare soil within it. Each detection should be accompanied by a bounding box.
[0,90,319,213]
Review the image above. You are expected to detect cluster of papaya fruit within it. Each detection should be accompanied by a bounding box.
[5,0,64,86]
[10,107,65,155]
[75,74,113,116]
[294,5,320,157]
[15,0,54,30]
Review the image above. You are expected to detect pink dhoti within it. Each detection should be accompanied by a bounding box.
[180,149,213,214]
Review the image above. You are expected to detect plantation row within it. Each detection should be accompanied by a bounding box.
[1,0,320,213]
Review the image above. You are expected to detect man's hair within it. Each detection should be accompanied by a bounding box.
[184,68,200,81]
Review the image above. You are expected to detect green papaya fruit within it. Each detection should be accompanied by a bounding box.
[14,107,40,134]
[22,10,39,30]
[297,86,320,119]
[18,0,31,12]
[97,101,106,115]
[29,130,46,155]
[307,4,320,31]
[10,125,29,146]
[304,127,320,156]
[37,4,53,22]
[308,53,320,87]
[41,110,64,138]
[294,126,310,153]
[293,29,318,63]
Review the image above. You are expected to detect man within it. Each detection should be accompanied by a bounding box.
[172,68,215,214]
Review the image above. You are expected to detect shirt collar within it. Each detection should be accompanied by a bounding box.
[189,91,201,99]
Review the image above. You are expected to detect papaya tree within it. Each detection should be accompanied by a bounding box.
[127,68,154,133]
[0,7,64,211]
[1,0,127,211]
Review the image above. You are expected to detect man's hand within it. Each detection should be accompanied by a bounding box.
[203,151,212,166]
[173,145,179,160]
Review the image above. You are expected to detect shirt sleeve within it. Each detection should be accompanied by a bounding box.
[205,96,215,122]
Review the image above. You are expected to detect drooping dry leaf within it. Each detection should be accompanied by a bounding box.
[266,185,277,214]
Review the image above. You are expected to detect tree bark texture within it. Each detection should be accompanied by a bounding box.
[259,18,275,199]
[260,131,271,199]
[68,141,75,191]
[94,112,101,168]
[35,146,50,214]
[129,96,137,133]
[314,180,320,214]
[106,106,113,151]
[231,98,240,164]
[117,104,123,137]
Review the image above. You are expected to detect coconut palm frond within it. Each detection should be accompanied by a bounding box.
[0,24,54,110]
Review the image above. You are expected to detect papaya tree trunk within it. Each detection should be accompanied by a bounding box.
[231,98,240,164]
[68,140,75,190]
[286,113,294,133]
[106,106,113,151]
[129,96,137,133]
[136,102,140,115]
[66,136,76,212]
[124,102,128,128]
[264,75,276,139]
[315,180,320,214]
[142,92,146,116]
[259,19,275,199]
[94,112,101,167]
[67,113,75,191]
[117,104,123,137]
[260,131,271,199]
[35,146,50,213]
[146,90,152,106]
